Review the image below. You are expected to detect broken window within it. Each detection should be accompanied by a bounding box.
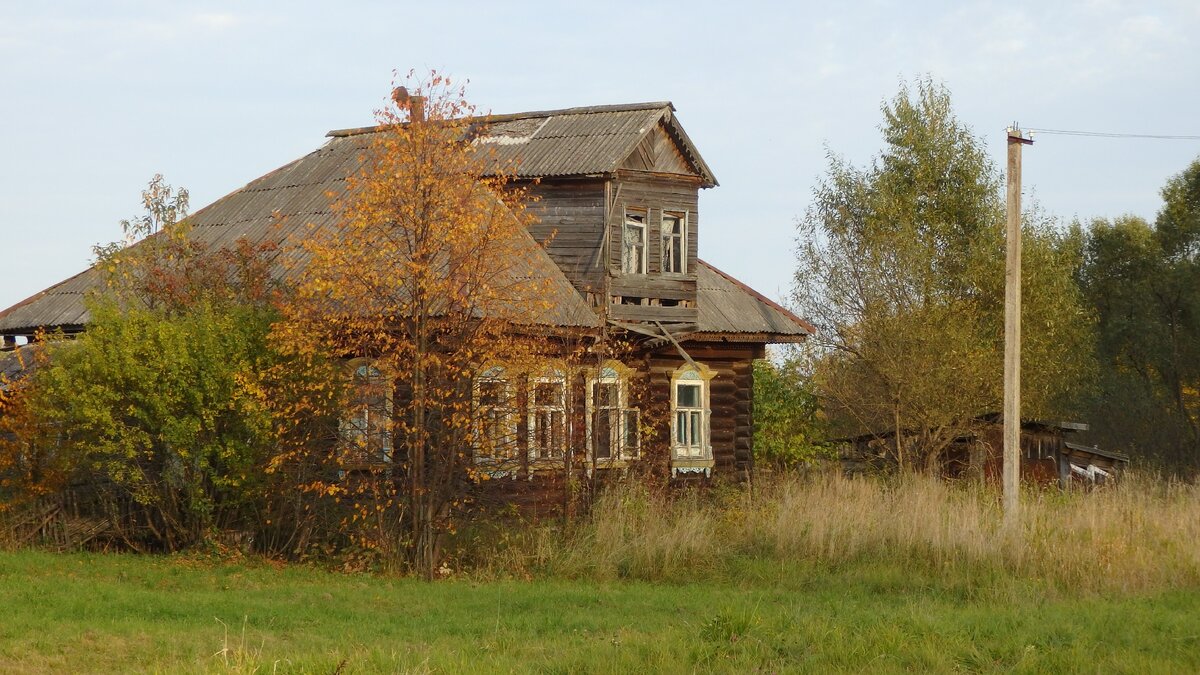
[661,212,687,274]
[622,212,646,274]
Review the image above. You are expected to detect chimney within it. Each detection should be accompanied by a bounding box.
[391,86,426,123]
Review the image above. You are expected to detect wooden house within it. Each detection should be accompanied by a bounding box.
[0,102,812,489]
[835,416,1129,486]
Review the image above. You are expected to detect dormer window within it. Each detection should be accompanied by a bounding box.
[662,212,687,274]
[622,212,647,274]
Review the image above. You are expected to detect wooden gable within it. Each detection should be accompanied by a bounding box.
[619,123,698,177]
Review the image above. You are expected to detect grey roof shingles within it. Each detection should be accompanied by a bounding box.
[695,261,812,339]
[1,102,809,343]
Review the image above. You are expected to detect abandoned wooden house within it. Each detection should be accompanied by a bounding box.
[835,416,1129,486]
[0,102,813,491]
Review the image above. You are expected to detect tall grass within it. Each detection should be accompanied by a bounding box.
[471,472,1200,593]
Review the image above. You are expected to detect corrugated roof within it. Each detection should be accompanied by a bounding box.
[328,102,718,187]
[1,103,814,343]
[0,134,601,334]
[0,346,39,391]
[694,260,814,339]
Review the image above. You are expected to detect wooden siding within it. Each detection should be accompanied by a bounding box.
[524,180,608,296]
[605,173,701,323]
[457,341,763,515]
[645,343,761,477]
[619,124,695,176]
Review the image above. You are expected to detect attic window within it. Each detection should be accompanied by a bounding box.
[662,212,687,274]
[622,212,647,274]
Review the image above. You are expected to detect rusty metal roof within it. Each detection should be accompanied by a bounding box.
[694,260,814,340]
[328,102,718,187]
[0,135,602,334]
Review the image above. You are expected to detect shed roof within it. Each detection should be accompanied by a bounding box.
[693,261,814,339]
[1064,441,1130,464]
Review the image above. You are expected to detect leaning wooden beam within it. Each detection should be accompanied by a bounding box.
[608,319,697,367]
[653,320,698,369]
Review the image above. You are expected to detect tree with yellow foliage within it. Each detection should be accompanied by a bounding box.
[272,73,569,577]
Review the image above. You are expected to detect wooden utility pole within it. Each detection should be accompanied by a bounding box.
[1004,125,1032,528]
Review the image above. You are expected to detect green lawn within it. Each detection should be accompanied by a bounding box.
[1,550,1198,673]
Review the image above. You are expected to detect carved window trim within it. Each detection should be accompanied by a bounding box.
[585,361,640,465]
[670,362,715,476]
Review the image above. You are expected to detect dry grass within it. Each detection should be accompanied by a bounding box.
[474,471,1200,594]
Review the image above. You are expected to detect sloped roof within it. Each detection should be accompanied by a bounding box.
[0,103,809,343]
[0,346,39,391]
[0,129,601,334]
[694,261,813,340]
[329,102,718,187]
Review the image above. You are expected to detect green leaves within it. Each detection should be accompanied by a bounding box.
[794,78,1094,466]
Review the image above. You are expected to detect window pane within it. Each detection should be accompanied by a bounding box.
[595,382,618,408]
[534,381,562,407]
[478,380,504,406]
[595,410,612,459]
[677,383,701,409]
[676,411,688,445]
[623,409,640,456]
[689,411,702,447]
[549,411,564,456]
[623,215,645,274]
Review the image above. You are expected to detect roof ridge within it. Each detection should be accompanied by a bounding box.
[326,101,674,138]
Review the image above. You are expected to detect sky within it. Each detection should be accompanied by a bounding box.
[2,0,1199,315]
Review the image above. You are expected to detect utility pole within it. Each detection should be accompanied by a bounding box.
[1004,125,1032,529]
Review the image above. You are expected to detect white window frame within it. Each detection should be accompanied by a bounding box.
[586,362,640,464]
[661,211,688,274]
[528,369,568,461]
[622,211,648,275]
[474,365,519,464]
[670,363,714,477]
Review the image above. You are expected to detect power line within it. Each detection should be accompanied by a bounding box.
[1024,127,1200,141]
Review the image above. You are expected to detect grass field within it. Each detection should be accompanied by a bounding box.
[1,548,1199,673]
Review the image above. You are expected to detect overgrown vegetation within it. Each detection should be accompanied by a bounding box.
[2,475,1200,672]
[465,472,1200,595]
[792,78,1094,470]
[1077,160,1200,470]
[751,356,828,469]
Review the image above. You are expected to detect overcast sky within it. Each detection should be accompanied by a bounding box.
[2,0,1199,314]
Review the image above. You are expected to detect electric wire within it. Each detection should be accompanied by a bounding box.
[1022,127,1200,141]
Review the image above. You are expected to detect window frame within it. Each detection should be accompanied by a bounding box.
[586,361,640,465]
[340,358,394,468]
[622,210,648,275]
[660,211,688,275]
[473,365,519,464]
[669,363,715,477]
[528,368,568,462]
